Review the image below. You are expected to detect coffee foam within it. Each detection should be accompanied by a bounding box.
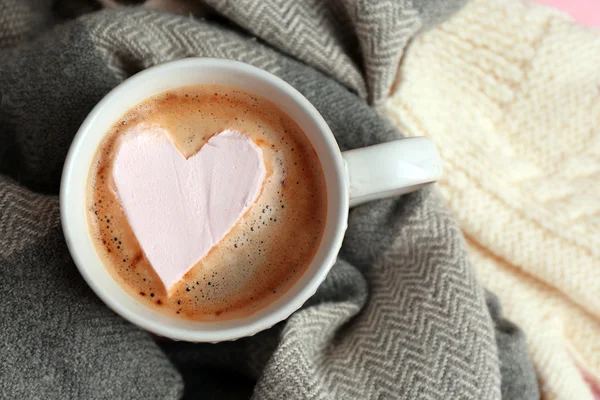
[87,84,327,321]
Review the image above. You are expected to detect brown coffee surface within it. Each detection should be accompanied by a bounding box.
[87,84,327,321]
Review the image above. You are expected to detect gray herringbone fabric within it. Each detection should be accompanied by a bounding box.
[1,1,538,399]
[201,0,465,105]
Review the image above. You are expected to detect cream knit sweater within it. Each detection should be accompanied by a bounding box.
[383,0,600,399]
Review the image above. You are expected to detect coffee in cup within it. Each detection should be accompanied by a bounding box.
[87,84,327,321]
[62,58,442,341]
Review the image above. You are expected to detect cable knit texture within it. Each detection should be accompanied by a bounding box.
[384,0,600,399]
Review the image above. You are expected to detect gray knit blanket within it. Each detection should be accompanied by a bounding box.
[0,1,538,399]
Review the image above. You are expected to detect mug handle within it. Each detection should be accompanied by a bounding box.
[342,137,443,207]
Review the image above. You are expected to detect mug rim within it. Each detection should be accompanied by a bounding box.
[60,58,349,342]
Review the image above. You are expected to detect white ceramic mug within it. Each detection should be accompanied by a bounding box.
[60,58,442,342]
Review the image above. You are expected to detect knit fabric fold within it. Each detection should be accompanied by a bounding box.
[384,0,600,398]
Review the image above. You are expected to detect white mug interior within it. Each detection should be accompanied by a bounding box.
[60,58,349,342]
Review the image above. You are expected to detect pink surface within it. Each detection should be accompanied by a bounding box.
[535,0,600,27]
[578,364,600,399]
[113,126,266,291]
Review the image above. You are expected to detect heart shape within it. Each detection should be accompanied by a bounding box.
[112,125,266,292]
